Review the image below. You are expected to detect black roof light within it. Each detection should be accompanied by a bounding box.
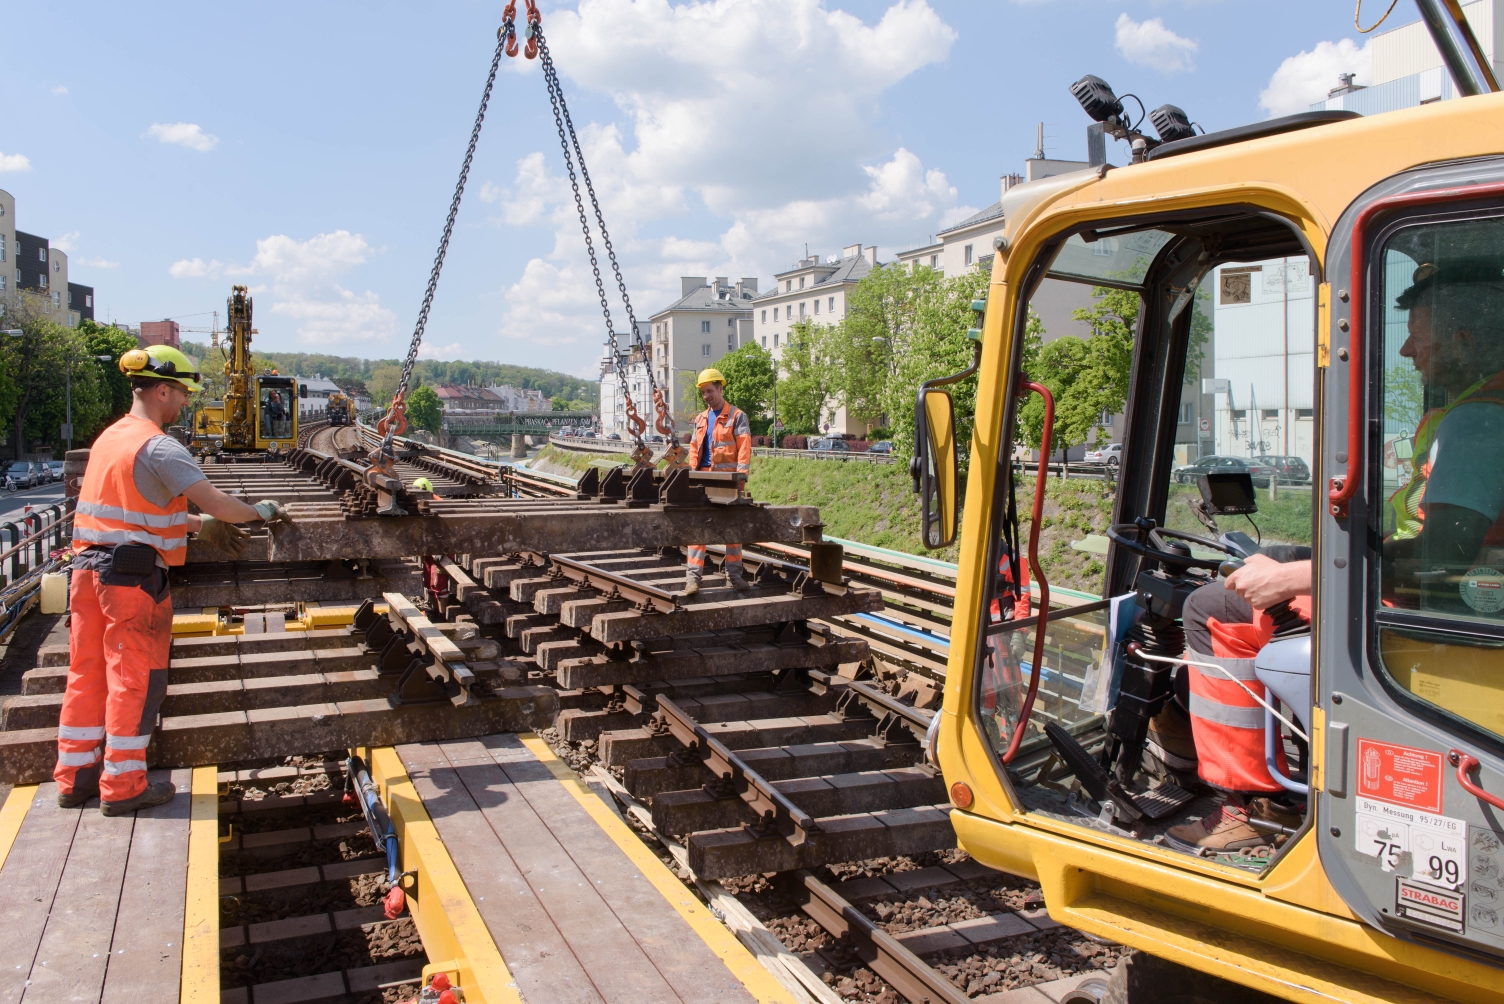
[1070,75,1123,123]
[1149,104,1196,144]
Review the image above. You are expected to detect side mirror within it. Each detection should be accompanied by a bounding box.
[299,384,308,399]
[911,387,959,548]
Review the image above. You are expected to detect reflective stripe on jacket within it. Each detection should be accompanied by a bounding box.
[1387,368,1504,543]
[689,404,752,473]
[73,415,190,566]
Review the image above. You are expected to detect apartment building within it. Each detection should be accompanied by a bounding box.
[0,188,93,328]
[647,278,758,425]
[752,244,875,359]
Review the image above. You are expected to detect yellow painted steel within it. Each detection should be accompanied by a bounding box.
[366,746,524,1004]
[0,784,37,870]
[518,733,799,1004]
[935,92,1504,1002]
[181,765,221,1004]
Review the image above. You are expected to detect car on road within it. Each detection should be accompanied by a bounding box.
[1253,454,1311,484]
[865,440,893,454]
[4,461,40,491]
[1172,455,1275,487]
[808,437,851,452]
[1083,443,1123,467]
[45,461,64,483]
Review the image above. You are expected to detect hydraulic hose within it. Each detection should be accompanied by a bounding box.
[1003,378,1054,764]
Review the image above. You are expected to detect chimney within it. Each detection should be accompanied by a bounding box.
[682,276,707,297]
[739,276,759,294]
[864,246,877,266]
[715,276,729,288]
[842,243,862,259]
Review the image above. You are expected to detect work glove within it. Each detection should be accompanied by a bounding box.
[253,500,292,525]
[197,515,249,558]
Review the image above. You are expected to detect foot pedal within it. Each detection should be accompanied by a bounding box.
[1132,779,1196,821]
[1044,722,1144,821]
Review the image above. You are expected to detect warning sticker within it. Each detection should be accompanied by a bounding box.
[1357,739,1444,812]
[1355,796,1467,889]
[1396,877,1466,933]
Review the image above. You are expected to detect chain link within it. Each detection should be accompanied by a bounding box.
[376,17,513,465]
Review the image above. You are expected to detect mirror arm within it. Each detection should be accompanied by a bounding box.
[1003,375,1055,764]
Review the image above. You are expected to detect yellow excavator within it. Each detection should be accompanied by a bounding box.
[913,3,1504,1001]
[325,390,356,426]
[193,285,300,454]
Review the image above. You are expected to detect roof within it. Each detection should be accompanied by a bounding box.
[649,284,756,318]
[755,253,874,301]
[296,376,342,394]
[938,201,1005,237]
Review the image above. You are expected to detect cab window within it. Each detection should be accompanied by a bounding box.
[260,383,293,439]
[1375,216,1504,739]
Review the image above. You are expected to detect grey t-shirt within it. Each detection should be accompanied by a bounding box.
[133,434,207,508]
[1425,402,1504,522]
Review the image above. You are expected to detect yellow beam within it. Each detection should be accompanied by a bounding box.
[366,746,523,1004]
[181,765,221,1004]
[0,784,37,869]
[519,733,797,1004]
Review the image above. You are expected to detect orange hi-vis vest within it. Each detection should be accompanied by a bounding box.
[1184,595,1311,793]
[689,403,752,474]
[72,415,190,566]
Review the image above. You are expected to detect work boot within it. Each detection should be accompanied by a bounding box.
[1145,706,1198,774]
[1247,797,1303,839]
[724,565,751,591]
[100,781,177,817]
[683,571,701,596]
[1165,798,1269,855]
[57,782,100,808]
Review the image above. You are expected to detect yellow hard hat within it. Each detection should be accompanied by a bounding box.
[696,367,726,387]
[119,344,204,392]
[412,477,434,492]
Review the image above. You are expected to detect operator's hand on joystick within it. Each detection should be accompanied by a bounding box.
[1223,553,1312,610]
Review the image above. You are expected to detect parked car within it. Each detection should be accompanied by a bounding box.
[808,437,851,452]
[1253,454,1311,484]
[46,461,64,483]
[606,432,622,441]
[1172,455,1275,487]
[1083,443,1123,467]
[865,440,894,454]
[5,461,39,491]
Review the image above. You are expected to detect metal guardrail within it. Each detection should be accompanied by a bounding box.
[0,500,73,642]
[752,447,896,464]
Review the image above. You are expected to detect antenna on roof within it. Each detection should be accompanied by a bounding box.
[1034,122,1045,160]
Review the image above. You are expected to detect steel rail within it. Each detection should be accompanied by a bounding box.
[542,552,682,612]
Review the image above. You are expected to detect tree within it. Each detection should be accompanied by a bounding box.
[717,343,776,418]
[834,264,947,429]
[777,321,835,434]
[406,384,443,434]
[368,365,404,407]
[0,300,113,457]
[81,320,140,421]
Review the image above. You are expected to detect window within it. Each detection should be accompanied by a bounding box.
[799,302,806,319]
[701,320,711,333]
[1296,408,1313,418]
[1373,215,1504,742]
[0,235,5,261]
[800,277,806,289]
[1262,409,1279,419]
[702,343,711,356]
[828,296,835,313]
[52,261,59,273]
[964,244,974,265]
[773,307,779,321]
[931,254,939,268]
[727,333,735,350]
[38,273,45,288]
[728,317,735,327]
[38,247,46,262]
[53,291,60,308]
[786,280,792,292]
[762,336,767,348]
[761,310,767,323]
[1178,403,1195,423]
[773,333,779,347]
[814,299,820,315]
[0,276,5,291]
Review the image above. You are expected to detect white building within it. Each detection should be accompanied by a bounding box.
[1208,259,1316,465]
[648,279,758,427]
[753,245,875,358]
[600,321,655,436]
[484,384,549,412]
[1319,0,1504,115]
[296,375,343,421]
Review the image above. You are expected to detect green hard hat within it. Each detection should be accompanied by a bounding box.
[412,477,434,492]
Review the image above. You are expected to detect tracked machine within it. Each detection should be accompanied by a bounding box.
[193,284,301,456]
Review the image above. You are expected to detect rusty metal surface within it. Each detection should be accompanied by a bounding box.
[588,586,883,644]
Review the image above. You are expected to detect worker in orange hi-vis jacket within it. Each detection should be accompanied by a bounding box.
[683,368,752,595]
[58,345,291,815]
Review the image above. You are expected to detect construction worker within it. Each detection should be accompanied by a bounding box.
[684,368,752,595]
[1167,260,1504,853]
[58,345,291,815]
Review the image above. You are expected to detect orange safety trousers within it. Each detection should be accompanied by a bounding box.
[54,568,172,801]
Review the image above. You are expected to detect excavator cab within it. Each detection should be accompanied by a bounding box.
[255,375,298,451]
[917,103,1504,1000]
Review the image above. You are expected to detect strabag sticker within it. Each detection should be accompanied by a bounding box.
[1460,567,1504,614]
[1355,796,1467,889]
[1357,739,1444,812]
[1396,877,1465,933]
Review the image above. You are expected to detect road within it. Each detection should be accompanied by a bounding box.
[0,483,66,526]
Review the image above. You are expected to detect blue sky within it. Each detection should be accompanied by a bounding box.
[2,1,1371,378]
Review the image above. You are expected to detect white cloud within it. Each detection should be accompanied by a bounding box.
[1260,39,1371,118]
[75,257,119,269]
[145,122,220,152]
[53,232,80,253]
[169,231,395,346]
[418,341,465,359]
[0,152,32,173]
[169,257,223,279]
[493,0,964,365]
[51,84,68,96]
[478,181,502,203]
[1114,13,1198,74]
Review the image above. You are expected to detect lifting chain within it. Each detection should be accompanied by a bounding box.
[525,3,682,469]
[369,8,514,494]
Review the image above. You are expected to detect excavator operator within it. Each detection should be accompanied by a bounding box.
[1167,261,1504,854]
[683,368,752,595]
[57,345,292,815]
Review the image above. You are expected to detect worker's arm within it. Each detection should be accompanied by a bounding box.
[733,410,752,473]
[1224,553,1312,609]
[183,481,261,523]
